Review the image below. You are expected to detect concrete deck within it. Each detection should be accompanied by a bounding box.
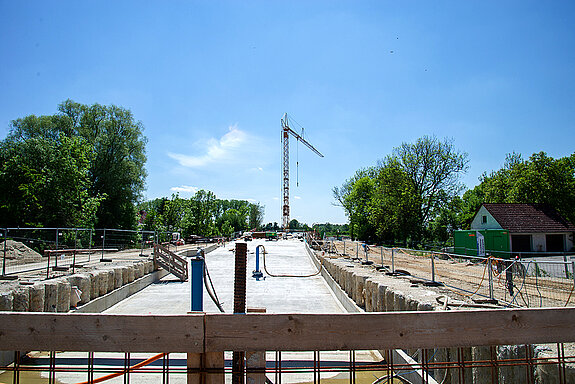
[106,238,345,315]
[0,239,382,384]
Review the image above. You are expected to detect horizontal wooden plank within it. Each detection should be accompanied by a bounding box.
[205,307,575,351]
[0,312,204,353]
[2,308,575,353]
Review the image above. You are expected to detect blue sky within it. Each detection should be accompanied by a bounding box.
[1,1,574,225]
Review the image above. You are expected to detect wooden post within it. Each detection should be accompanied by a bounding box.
[187,352,225,384]
[247,307,267,384]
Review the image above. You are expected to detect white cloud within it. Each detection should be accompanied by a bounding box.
[272,197,279,200]
[294,195,302,200]
[170,185,198,194]
[168,125,247,168]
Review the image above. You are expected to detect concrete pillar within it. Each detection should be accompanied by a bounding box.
[44,281,58,312]
[344,269,353,296]
[535,347,575,383]
[354,273,370,307]
[127,265,135,283]
[365,279,374,311]
[56,280,71,312]
[135,262,145,279]
[0,291,13,311]
[144,260,153,274]
[394,291,406,311]
[29,283,45,312]
[497,345,529,383]
[434,348,451,384]
[113,267,123,289]
[472,346,492,384]
[377,283,387,312]
[90,272,99,299]
[385,288,395,312]
[107,270,115,292]
[67,274,90,304]
[12,287,30,311]
[121,266,130,286]
[406,296,419,312]
[449,347,472,384]
[97,270,109,296]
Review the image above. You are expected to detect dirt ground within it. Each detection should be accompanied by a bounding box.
[327,240,574,308]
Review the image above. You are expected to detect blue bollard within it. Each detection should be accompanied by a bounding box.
[190,255,204,312]
[253,246,264,280]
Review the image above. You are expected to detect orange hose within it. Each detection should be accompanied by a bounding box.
[75,353,166,384]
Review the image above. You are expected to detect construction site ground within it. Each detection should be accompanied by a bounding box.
[0,239,385,384]
[329,240,574,308]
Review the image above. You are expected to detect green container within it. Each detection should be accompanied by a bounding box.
[453,229,510,258]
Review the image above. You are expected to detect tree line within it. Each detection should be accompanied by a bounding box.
[138,191,264,238]
[0,101,265,234]
[0,100,146,229]
[333,136,575,248]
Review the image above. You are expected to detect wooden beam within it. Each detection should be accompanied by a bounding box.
[0,312,204,353]
[2,308,575,354]
[205,308,575,352]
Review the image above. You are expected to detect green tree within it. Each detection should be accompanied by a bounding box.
[2,100,147,229]
[0,119,102,227]
[248,203,265,230]
[461,152,575,227]
[334,136,468,245]
[369,158,420,245]
[393,136,468,238]
[58,100,147,229]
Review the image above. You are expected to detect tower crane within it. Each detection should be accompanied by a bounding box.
[281,113,324,229]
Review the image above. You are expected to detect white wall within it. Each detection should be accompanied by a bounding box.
[532,234,546,252]
[470,206,503,230]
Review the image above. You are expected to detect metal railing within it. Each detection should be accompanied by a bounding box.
[0,228,161,279]
[325,240,575,308]
[1,308,575,383]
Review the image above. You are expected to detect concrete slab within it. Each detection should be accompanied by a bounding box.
[1,240,384,384]
[105,239,346,314]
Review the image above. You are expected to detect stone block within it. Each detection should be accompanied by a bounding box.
[12,287,30,311]
[107,270,115,292]
[56,280,71,312]
[0,291,13,311]
[43,281,58,312]
[68,274,91,304]
[113,267,123,289]
[29,283,45,312]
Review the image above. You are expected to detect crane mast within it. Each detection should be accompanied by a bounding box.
[281,113,324,229]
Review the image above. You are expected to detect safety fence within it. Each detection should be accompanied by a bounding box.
[0,228,177,278]
[1,308,575,383]
[325,240,575,308]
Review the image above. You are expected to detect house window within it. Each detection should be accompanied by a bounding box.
[482,215,487,224]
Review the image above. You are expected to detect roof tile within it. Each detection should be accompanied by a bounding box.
[483,203,575,233]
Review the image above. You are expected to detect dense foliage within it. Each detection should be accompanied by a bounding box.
[0,100,147,229]
[334,136,468,246]
[460,152,575,227]
[138,191,265,238]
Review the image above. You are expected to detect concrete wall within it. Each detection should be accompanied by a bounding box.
[0,258,159,366]
[315,253,570,384]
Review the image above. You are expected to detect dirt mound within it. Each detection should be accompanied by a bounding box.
[1,240,42,263]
